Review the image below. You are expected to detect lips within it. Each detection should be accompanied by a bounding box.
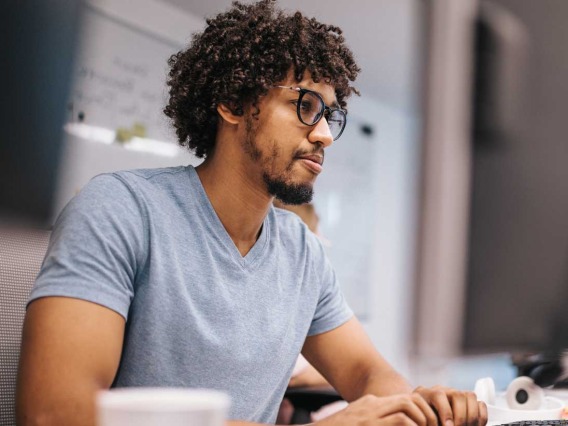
[296,153,324,166]
[296,152,324,174]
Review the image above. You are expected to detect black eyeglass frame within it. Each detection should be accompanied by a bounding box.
[273,85,347,141]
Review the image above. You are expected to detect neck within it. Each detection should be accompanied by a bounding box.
[195,147,272,257]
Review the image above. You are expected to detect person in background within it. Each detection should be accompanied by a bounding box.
[17,1,488,425]
[274,200,348,425]
[273,201,321,239]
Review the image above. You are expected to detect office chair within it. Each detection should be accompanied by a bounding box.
[284,386,344,424]
[513,352,568,388]
[0,227,50,426]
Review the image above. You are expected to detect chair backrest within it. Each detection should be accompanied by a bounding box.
[0,227,50,426]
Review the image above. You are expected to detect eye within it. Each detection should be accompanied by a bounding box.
[299,99,315,113]
[326,110,343,122]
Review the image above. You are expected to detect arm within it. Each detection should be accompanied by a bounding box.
[16,176,142,425]
[301,317,412,402]
[288,364,330,389]
[226,323,433,426]
[16,297,125,426]
[16,300,433,426]
[301,317,487,426]
[288,355,331,389]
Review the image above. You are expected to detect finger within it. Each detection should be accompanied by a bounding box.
[478,401,488,426]
[288,375,300,387]
[412,393,439,426]
[373,395,427,426]
[398,397,428,426]
[380,412,419,426]
[465,392,479,426]
[427,389,455,426]
[450,392,468,426]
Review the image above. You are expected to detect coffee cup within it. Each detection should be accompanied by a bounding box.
[96,387,230,426]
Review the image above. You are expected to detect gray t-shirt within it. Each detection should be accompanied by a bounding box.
[30,166,353,423]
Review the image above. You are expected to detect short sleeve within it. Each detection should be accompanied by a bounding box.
[307,242,354,336]
[29,174,147,320]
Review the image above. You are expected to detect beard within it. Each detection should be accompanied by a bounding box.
[263,175,313,205]
[243,116,314,205]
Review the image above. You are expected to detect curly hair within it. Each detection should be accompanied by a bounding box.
[164,0,360,159]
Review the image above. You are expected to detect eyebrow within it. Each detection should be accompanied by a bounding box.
[326,97,341,109]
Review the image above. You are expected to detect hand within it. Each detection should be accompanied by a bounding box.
[316,393,439,426]
[413,386,488,426]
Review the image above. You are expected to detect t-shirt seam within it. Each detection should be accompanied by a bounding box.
[188,167,270,272]
[119,166,187,180]
[237,214,271,271]
[29,286,131,320]
[107,172,151,280]
[308,311,354,337]
[187,168,240,264]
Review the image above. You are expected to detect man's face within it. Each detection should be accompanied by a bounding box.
[241,71,337,205]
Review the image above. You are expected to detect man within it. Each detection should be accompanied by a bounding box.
[16,1,488,425]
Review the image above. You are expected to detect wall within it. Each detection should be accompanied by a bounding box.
[321,95,421,377]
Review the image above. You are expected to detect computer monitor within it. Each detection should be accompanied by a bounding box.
[0,1,81,226]
[412,0,568,359]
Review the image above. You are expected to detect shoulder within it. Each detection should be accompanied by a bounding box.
[73,165,192,208]
[60,166,189,230]
[272,206,325,258]
[106,166,191,193]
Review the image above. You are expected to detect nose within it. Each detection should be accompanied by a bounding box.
[307,117,333,148]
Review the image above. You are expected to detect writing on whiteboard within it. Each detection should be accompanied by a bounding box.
[69,5,181,143]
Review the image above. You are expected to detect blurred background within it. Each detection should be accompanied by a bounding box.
[4,0,568,392]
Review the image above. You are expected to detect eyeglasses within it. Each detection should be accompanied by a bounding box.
[273,86,347,141]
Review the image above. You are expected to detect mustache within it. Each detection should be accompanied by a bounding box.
[294,147,325,161]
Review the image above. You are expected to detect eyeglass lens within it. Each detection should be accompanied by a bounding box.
[298,90,345,140]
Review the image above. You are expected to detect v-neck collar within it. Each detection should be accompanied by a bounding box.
[187,166,270,270]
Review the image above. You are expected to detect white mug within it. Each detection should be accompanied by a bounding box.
[96,387,230,426]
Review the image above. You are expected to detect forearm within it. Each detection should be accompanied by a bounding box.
[352,367,413,400]
[227,422,293,426]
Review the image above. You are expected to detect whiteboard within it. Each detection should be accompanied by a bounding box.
[68,2,195,142]
[54,0,202,218]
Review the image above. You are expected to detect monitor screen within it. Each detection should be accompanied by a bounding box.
[0,1,81,226]
[412,0,568,359]
[464,0,568,354]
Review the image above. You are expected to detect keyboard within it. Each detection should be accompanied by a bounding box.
[497,421,568,426]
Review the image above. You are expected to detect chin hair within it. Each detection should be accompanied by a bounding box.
[264,174,313,205]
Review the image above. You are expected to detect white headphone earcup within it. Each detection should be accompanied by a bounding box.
[474,377,496,406]
[505,376,544,410]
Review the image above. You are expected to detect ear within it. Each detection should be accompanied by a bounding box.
[217,103,242,125]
